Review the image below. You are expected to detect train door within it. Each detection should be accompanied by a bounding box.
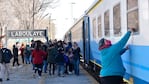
[82,15,90,65]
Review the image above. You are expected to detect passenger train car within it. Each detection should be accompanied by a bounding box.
[64,0,149,84]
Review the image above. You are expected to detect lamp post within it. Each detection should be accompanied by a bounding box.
[70,2,75,24]
[49,15,56,40]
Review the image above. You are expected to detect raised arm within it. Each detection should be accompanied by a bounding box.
[114,28,134,50]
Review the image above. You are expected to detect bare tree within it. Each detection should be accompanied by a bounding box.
[8,0,59,30]
[0,0,14,36]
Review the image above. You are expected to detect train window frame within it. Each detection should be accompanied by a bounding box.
[98,16,102,38]
[104,10,110,37]
[127,0,138,10]
[113,3,121,36]
[127,0,139,34]
[92,18,97,38]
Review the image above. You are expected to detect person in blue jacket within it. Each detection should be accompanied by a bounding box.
[98,29,135,84]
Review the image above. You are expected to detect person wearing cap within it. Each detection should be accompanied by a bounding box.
[98,28,135,84]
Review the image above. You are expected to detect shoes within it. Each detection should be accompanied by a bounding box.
[68,72,72,75]
[38,76,41,78]
[0,78,2,82]
[12,66,16,69]
[18,65,23,68]
[6,78,10,81]
[33,73,36,78]
[61,74,65,77]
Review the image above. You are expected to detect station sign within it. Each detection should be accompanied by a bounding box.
[7,30,47,38]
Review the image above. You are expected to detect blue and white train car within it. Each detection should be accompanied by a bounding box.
[64,0,149,84]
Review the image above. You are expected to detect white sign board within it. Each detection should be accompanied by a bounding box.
[7,30,47,38]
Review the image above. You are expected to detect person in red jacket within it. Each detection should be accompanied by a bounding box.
[19,43,25,64]
[32,40,47,78]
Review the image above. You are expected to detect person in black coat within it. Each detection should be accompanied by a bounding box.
[12,42,20,67]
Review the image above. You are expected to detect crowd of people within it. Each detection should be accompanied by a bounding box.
[0,38,81,84]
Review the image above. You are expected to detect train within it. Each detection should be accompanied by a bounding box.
[64,0,149,84]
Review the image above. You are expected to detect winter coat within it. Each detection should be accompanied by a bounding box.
[100,31,131,77]
[32,49,47,64]
[73,47,80,61]
[47,47,57,63]
[24,46,31,58]
[55,52,65,64]
[13,46,19,58]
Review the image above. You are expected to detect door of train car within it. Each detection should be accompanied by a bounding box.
[82,16,90,65]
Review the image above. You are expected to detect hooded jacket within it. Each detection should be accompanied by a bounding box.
[100,31,131,77]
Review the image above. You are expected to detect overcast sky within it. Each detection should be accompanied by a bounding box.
[48,0,95,40]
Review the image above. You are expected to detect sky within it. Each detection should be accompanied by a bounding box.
[48,0,95,40]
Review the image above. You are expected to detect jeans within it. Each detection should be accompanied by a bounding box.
[74,59,80,75]
[43,60,48,73]
[57,64,64,76]
[25,56,30,64]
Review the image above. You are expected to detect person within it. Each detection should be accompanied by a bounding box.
[30,40,35,70]
[0,41,13,83]
[47,44,57,75]
[0,41,4,83]
[23,44,31,64]
[67,48,74,74]
[32,40,47,78]
[1,46,13,81]
[98,29,135,84]
[12,42,20,67]
[19,43,25,64]
[63,53,69,75]
[55,47,65,77]
[42,43,48,73]
[73,42,81,76]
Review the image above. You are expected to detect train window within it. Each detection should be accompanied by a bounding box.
[127,0,138,10]
[113,3,121,36]
[98,16,102,38]
[104,10,110,37]
[92,18,97,38]
[127,0,139,33]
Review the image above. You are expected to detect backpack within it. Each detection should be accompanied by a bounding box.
[2,48,13,63]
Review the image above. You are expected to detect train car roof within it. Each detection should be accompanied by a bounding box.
[65,16,83,35]
[85,0,102,15]
[69,0,102,28]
